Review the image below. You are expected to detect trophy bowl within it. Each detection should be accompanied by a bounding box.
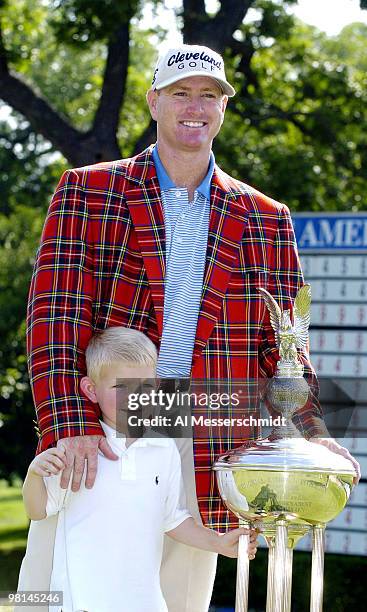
[214,437,355,529]
[213,437,355,612]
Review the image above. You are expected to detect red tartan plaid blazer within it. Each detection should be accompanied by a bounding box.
[27,145,322,528]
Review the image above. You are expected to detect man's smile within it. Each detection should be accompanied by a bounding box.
[180,121,207,128]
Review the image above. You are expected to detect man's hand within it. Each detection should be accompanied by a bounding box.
[57,435,118,491]
[309,437,361,485]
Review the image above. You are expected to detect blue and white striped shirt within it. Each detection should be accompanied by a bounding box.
[152,145,214,377]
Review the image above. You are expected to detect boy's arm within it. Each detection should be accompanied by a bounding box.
[22,472,48,520]
[164,444,256,558]
[22,447,67,520]
[167,518,257,559]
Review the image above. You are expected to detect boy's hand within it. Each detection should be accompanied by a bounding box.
[219,528,258,559]
[28,446,67,478]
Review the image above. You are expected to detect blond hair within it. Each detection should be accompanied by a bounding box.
[85,327,157,382]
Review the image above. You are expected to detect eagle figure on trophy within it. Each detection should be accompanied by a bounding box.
[258,284,311,378]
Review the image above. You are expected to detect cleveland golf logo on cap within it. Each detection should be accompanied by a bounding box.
[151,44,236,97]
[167,50,222,70]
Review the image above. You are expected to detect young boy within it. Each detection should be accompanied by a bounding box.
[22,327,257,612]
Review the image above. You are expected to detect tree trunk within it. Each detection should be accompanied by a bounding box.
[0,1,256,165]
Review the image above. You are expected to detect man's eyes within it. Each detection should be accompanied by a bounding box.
[173,92,217,98]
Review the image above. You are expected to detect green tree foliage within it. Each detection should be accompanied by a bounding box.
[0,205,44,480]
[218,17,367,210]
[49,0,142,43]
[0,118,66,479]
[0,0,162,163]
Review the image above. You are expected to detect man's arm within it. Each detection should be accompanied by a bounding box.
[27,169,102,450]
[27,169,118,489]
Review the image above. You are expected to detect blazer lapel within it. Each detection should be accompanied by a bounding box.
[123,147,165,337]
[192,166,250,365]
[123,149,250,359]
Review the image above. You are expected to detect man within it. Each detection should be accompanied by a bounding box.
[25,44,359,611]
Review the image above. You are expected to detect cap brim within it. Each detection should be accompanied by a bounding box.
[154,71,236,97]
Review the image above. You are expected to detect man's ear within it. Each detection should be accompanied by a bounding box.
[80,376,98,403]
[146,88,159,121]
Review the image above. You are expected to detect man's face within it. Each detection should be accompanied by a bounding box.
[147,75,228,153]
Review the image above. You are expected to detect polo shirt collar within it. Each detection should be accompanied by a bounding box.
[152,144,214,200]
[99,419,170,448]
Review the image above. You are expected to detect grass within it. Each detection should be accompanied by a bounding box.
[0,480,28,595]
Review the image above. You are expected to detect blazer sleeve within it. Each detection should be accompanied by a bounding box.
[26,169,103,452]
[258,204,327,438]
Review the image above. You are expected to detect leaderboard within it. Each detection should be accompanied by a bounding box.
[292,213,367,556]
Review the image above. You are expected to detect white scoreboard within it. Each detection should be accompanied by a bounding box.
[294,213,367,555]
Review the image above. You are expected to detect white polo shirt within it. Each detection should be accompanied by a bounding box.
[45,421,191,612]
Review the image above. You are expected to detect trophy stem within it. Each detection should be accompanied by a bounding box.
[266,538,275,612]
[235,520,250,612]
[273,519,288,612]
[310,524,325,612]
[284,545,294,612]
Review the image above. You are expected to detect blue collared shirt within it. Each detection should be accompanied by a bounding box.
[152,145,214,377]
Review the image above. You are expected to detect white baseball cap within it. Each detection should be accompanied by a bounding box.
[151,44,236,97]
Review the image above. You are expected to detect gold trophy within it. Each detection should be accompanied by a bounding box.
[213,285,356,612]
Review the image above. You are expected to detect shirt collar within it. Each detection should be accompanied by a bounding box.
[152,144,214,200]
[99,419,170,448]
